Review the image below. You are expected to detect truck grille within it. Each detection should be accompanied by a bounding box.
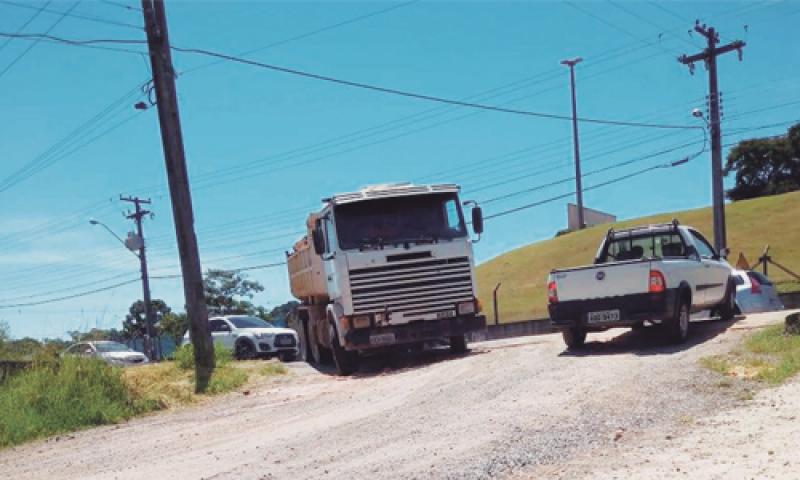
[349,257,474,318]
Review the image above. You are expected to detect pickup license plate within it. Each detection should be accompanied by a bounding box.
[369,333,396,346]
[436,310,456,320]
[587,309,621,324]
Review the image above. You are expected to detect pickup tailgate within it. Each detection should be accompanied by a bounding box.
[553,260,652,301]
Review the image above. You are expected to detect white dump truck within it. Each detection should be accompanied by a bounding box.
[287,183,487,375]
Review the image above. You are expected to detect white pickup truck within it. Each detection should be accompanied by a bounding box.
[547,221,736,349]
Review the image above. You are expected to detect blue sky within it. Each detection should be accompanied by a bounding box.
[1,0,798,339]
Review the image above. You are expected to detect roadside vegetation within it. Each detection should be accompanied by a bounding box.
[700,324,800,385]
[0,343,287,448]
[477,190,800,322]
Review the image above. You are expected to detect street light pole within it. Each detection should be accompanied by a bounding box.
[561,57,584,230]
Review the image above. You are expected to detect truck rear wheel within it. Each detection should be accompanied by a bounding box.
[667,297,691,344]
[562,328,586,349]
[450,334,468,354]
[329,323,359,376]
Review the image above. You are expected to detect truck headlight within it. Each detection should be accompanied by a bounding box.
[457,301,476,315]
[352,315,371,328]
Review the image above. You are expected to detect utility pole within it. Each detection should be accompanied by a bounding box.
[561,57,585,230]
[121,195,157,361]
[141,0,215,391]
[679,22,745,253]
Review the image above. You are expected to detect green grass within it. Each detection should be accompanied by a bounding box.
[0,345,288,449]
[700,325,800,385]
[476,191,800,322]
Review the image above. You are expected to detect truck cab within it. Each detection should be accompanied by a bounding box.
[287,183,487,375]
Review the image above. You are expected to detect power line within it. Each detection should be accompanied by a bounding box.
[0,278,140,309]
[99,0,141,12]
[181,0,420,75]
[0,1,78,80]
[0,0,52,55]
[0,0,142,30]
[0,32,700,130]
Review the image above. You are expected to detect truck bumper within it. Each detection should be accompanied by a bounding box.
[549,290,678,331]
[344,314,486,350]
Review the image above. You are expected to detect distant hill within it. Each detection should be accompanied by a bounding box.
[476,191,800,323]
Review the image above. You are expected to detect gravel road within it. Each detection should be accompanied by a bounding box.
[1,311,791,480]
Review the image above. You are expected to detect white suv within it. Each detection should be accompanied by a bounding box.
[183,315,299,361]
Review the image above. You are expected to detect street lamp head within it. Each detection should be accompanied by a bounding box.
[691,108,704,118]
[89,218,99,225]
[560,57,583,67]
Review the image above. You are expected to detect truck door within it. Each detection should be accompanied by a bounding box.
[321,216,342,300]
[688,230,729,307]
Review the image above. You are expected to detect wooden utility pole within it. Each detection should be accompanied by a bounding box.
[140,0,214,391]
[679,21,745,253]
[121,195,158,361]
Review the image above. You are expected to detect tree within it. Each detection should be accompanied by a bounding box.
[725,123,800,201]
[159,312,188,345]
[203,269,264,315]
[123,299,171,340]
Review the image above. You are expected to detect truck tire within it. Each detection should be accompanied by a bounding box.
[716,281,737,321]
[562,328,587,349]
[235,339,257,360]
[667,296,691,344]
[329,323,359,376]
[450,334,468,354]
[279,351,297,362]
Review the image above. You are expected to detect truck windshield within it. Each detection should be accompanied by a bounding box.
[598,232,686,263]
[335,192,467,250]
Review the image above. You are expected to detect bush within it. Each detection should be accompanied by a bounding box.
[172,343,232,370]
[0,357,141,447]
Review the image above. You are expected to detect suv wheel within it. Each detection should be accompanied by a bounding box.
[235,340,256,360]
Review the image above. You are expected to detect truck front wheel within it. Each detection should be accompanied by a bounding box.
[450,334,468,354]
[562,328,587,349]
[329,323,359,376]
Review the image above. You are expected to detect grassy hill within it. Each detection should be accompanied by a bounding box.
[476,191,800,323]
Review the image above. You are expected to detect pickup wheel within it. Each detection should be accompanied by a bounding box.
[450,334,468,354]
[716,281,737,321]
[562,328,587,350]
[329,323,359,376]
[667,297,691,344]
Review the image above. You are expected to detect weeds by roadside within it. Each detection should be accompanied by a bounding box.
[700,324,800,385]
[0,344,289,449]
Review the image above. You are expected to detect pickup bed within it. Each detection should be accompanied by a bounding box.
[548,222,736,348]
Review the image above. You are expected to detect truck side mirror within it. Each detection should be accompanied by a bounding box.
[312,220,325,256]
[471,206,484,235]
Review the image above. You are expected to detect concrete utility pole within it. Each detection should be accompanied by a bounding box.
[679,22,745,253]
[121,195,157,361]
[561,57,585,230]
[141,0,215,390]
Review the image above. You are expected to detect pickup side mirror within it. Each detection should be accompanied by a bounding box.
[311,220,325,256]
[719,247,730,259]
[471,206,484,235]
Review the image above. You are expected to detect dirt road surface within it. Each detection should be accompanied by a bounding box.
[1,311,795,479]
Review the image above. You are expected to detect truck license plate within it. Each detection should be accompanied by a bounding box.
[369,333,396,346]
[436,310,456,320]
[587,309,620,324]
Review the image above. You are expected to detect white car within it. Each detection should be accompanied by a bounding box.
[731,269,785,314]
[183,315,299,361]
[62,341,149,366]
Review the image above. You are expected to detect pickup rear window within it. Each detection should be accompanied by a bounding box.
[598,233,686,263]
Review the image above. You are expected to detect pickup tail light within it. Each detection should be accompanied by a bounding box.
[750,275,762,294]
[649,270,666,293]
[547,280,558,303]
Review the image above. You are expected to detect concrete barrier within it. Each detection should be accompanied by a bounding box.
[468,318,553,343]
[779,292,800,309]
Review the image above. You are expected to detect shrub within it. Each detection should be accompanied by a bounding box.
[172,343,232,370]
